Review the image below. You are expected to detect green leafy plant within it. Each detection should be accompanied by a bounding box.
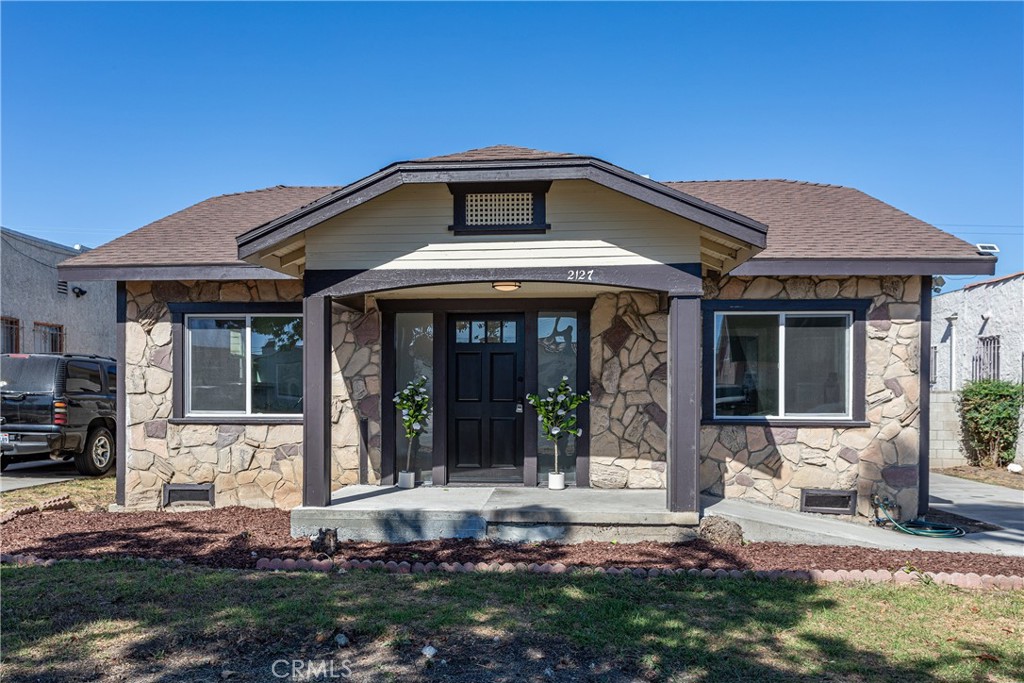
[957,379,1024,467]
[526,376,590,475]
[393,376,430,473]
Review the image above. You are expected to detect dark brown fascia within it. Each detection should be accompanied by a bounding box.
[235,157,770,260]
[56,263,297,282]
[730,256,997,277]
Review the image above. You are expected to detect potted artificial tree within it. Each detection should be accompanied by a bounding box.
[393,376,430,489]
[527,376,590,490]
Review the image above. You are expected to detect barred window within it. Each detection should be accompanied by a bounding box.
[33,323,64,353]
[1,317,20,353]
[972,336,1000,381]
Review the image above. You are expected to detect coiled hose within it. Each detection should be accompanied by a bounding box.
[876,498,966,538]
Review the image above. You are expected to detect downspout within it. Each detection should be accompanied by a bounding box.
[945,312,958,391]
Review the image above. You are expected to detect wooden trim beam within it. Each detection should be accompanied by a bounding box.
[302,294,332,506]
[115,282,127,507]
[667,296,701,513]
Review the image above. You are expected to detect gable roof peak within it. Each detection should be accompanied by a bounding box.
[412,144,582,163]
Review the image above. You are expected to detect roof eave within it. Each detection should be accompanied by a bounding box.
[235,157,769,260]
[56,262,297,282]
[730,256,998,277]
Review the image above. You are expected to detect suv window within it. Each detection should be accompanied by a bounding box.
[105,364,117,392]
[0,355,58,392]
[66,361,103,393]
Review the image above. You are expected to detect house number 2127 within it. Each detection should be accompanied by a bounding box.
[567,269,594,281]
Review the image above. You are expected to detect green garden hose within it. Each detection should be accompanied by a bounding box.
[876,499,966,538]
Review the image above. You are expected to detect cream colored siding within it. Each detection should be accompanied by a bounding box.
[304,179,702,270]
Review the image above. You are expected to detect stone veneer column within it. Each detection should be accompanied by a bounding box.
[588,292,670,489]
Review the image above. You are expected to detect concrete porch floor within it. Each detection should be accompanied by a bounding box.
[291,485,700,543]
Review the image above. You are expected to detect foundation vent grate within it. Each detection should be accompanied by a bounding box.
[800,489,856,515]
[162,483,215,508]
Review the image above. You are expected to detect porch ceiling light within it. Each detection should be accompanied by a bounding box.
[492,281,521,292]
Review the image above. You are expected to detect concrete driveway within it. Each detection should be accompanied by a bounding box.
[0,460,82,493]
[929,472,1024,549]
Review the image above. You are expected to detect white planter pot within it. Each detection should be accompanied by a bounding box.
[548,472,566,490]
[397,471,416,489]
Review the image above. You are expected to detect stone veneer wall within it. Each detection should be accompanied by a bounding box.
[125,280,304,510]
[589,292,669,489]
[700,275,924,520]
[124,281,382,511]
[330,299,382,487]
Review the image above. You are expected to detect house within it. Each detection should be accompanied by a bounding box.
[1,227,116,357]
[57,146,995,524]
[929,271,1023,467]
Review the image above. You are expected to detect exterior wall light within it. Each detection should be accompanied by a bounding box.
[492,281,521,292]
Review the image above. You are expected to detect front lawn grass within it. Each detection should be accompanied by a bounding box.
[0,473,114,514]
[2,560,1021,682]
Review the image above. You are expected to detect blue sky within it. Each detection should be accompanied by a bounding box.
[2,2,1021,290]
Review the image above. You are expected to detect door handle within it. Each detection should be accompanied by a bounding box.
[515,403,524,414]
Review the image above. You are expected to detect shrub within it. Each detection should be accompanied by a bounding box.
[956,379,1024,467]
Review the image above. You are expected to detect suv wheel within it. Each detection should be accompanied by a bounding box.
[75,427,115,476]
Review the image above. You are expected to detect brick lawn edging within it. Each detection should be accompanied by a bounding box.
[251,556,1024,590]
[2,553,1020,590]
[0,496,76,525]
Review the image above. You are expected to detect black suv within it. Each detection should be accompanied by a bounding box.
[1,353,117,475]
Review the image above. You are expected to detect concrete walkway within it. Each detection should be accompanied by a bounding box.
[0,460,81,493]
[703,476,1024,556]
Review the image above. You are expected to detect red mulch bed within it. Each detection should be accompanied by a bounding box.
[2,507,1022,576]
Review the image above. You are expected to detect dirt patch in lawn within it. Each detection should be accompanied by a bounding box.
[936,465,1024,490]
[2,507,1023,576]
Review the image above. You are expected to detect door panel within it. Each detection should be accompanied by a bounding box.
[448,314,525,481]
[455,352,482,402]
[489,353,516,402]
[489,417,518,467]
[455,419,482,467]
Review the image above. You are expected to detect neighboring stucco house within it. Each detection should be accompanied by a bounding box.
[58,146,995,522]
[1,227,115,357]
[930,271,1023,467]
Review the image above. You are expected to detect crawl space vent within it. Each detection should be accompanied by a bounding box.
[800,489,856,515]
[162,483,215,508]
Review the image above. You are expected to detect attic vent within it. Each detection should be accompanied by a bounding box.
[465,192,534,226]
[57,281,68,295]
[162,483,215,508]
[800,488,856,515]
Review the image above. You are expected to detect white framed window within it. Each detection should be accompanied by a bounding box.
[184,314,303,417]
[712,311,853,420]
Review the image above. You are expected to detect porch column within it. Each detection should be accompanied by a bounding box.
[667,295,701,513]
[303,294,332,507]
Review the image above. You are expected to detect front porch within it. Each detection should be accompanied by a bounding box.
[291,485,700,543]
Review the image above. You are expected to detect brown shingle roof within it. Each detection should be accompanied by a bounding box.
[62,163,985,273]
[413,145,580,163]
[62,186,338,267]
[666,179,982,261]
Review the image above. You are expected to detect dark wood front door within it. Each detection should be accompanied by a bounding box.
[447,314,525,483]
